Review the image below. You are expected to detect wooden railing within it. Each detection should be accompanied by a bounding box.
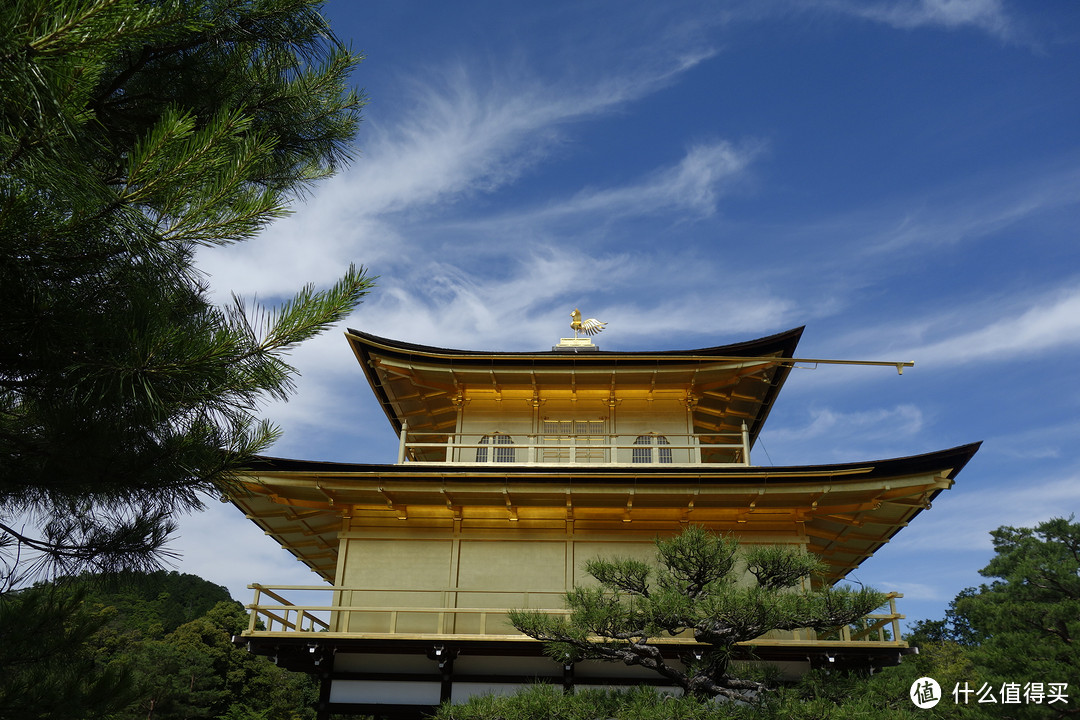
[396,426,752,466]
[243,584,906,647]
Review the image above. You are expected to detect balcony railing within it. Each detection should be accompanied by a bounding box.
[242,584,906,647]
[396,426,752,466]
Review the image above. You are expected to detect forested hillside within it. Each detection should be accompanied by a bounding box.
[0,571,317,720]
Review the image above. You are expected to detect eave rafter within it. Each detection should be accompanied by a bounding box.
[299,520,342,537]
[315,480,338,508]
[802,526,887,544]
[702,389,733,401]
[283,536,335,550]
[681,488,699,524]
[441,487,461,520]
[695,404,732,418]
[377,486,408,520]
[822,513,865,527]
[503,486,518,522]
[693,417,733,432]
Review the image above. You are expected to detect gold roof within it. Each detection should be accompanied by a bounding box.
[346,328,804,463]
[232,443,979,584]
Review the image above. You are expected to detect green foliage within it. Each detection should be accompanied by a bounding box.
[0,584,133,720]
[0,2,369,711]
[0,0,371,586]
[78,570,235,638]
[432,684,752,720]
[944,517,1078,719]
[431,643,983,720]
[1,572,317,720]
[510,526,886,702]
[764,641,980,719]
[112,600,317,720]
[770,516,1080,719]
[908,587,982,647]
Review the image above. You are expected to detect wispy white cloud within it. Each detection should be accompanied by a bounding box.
[889,470,1080,554]
[768,404,925,443]
[196,48,722,302]
[857,164,1080,256]
[883,580,952,602]
[172,500,323,600]
[760,404,927,465]
[851,465,1080,617]
[539,142,763,221]
[649,0,1020,42]
[889,284,1080,367]
[187,32,797,464]
[981,420,1080,462]
[359,247,636,348]
[821,0,1016,41]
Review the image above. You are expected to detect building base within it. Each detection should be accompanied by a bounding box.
[237,635,914,719]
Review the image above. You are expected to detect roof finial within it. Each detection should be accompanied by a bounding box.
[570,308,607,339]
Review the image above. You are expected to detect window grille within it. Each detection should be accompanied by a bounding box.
[476,434,515,462]
[633,434,672,463]
[542,420,605,435]
[540,419,607,463]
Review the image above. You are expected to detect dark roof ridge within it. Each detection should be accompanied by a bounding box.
[345,326,806,360]
[244,441,982,481]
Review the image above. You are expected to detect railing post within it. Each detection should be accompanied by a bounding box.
[693,433,701,464]
[397,420,408,464]
[344,589,351,633]
[247,584,261,634]
[445,432,454,462]
[741,422,750,465]
[890,594,901,643]
[528,435,536,463]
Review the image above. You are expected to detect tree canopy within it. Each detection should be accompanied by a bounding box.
[0,572,318,720]
[510,526,885,702]
[0,0,371,589]
[906,516,1079,719]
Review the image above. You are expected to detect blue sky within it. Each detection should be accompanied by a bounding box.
[183,0,1080,630]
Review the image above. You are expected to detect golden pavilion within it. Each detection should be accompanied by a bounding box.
[231,325,979,718]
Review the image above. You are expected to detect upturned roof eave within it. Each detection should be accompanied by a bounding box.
[345,326,805,361]
[242,441,981,485]
[234,442,981,583]
[346,327,805,439]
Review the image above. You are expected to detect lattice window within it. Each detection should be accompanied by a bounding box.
[542,420,606,435]
[476,433,515,462]
[540,419,607,463]
[633,434,672,463]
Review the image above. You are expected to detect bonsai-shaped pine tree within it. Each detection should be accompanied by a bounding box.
[510,526,886,702]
